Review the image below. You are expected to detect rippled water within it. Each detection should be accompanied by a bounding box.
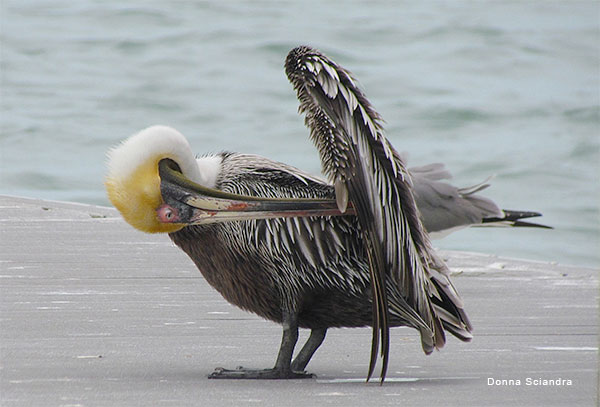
[1,1,598,267]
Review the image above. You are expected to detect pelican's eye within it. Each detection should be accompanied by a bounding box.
[157,204,180,223]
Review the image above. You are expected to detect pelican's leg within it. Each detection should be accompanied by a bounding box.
[209,310,314,379]
[291,328,327,372]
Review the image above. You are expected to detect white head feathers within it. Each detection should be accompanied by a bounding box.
[106,125,203,185]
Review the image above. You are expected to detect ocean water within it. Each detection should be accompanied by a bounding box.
[1,1,598,268]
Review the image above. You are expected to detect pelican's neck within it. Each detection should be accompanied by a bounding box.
[195,155,223,189]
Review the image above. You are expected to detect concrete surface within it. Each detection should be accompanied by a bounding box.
[0,195,598,406]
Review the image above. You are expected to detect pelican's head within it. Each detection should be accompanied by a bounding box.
[105,125,203,234]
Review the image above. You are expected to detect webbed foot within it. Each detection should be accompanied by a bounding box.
[208,366,315,380]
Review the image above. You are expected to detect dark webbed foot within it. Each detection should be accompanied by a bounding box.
[209,366,314,379]
[209,311,320,380]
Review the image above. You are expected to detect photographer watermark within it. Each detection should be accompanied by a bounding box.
[487,377,573,386]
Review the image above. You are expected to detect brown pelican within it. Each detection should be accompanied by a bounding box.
[105,46,546,382]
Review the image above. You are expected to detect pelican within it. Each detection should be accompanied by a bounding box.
[105,46,547,382]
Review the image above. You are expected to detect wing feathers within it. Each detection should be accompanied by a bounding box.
[285,46,471,382]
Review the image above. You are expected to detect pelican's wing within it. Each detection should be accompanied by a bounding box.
[285,46,443,382]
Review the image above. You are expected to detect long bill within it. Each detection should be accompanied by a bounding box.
[157,158,355,225]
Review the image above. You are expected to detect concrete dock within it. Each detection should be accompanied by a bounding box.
[1,195,597,406]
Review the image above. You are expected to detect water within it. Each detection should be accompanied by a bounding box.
[1,1,598,268]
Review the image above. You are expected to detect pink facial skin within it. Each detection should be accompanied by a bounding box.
[156,204,180,223]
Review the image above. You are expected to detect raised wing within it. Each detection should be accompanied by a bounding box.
[285,46,468,382]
